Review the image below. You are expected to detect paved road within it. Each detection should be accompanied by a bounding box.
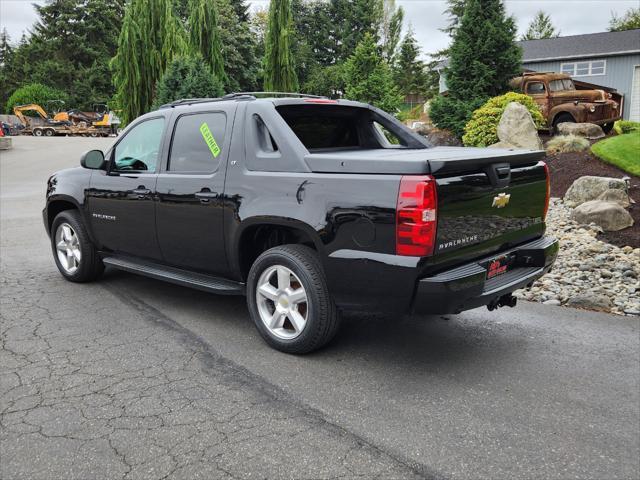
[1,136,639,480]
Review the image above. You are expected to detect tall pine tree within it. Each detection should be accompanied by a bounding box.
[394,28,428,98]
[380,0,404,64]
[344,33,402,112]
[430,0,521,137]
[111,0,185,122]
[521,11,559,40]
[263,0,298,92]
[188,0,225,80]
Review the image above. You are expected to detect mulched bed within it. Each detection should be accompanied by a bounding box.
[543,136,639,248]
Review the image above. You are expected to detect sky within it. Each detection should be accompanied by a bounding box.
[1,0,639,58]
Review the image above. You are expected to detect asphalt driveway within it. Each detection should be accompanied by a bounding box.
[1,136,639,479]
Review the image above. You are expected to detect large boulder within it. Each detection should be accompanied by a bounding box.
[564,175,628,207]
[557,122,605,139]
[491,102,543,150]
[597,188,631,208]
[424,128,462,147]
[571,200,634,231]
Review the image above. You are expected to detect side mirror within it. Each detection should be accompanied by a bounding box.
[80,150,105,170]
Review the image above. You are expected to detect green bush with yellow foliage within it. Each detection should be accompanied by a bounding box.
[462,92,544,147]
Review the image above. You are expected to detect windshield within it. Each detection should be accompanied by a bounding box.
[549,79,576,92]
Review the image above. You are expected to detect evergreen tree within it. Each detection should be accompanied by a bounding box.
[2,0,124,111]
[333,0,383,60]
[263,0,298,91]
[521,11,559,40]
[344,33,402,112]
[215,0,259,91]
[430,0,521,137]
[380,0,404,63]
[111,0,185,123]
[440,0,466,37]
[0,29,13,108]
[609,8,640,31]
[154,55,224,107]
[394,28,428,97]
[188,0,225,80]
[0,29,13,68]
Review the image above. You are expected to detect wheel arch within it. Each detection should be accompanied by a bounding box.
[234,219,324,282]
[45,196,82,235]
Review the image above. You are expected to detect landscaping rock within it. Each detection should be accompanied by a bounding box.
[424,128,462,147]
[494,102,543,150]
[571,200,634,231]
[514,198,640,316]
[557,122,605,139]
[566,292,612,311]
[564,175,628,207]
[597,188,631,208]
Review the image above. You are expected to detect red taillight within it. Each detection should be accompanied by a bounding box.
[396,175,438,256]
[542,162,550,220]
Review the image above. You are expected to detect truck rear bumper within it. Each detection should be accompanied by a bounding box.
[412,236,559,314]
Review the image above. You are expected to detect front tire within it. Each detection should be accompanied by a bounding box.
[51,210,104,282]
[553,113,575,135]
[247,245,340,354]
[601,122,614,134]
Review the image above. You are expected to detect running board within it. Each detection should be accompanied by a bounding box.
[102,255,245,295]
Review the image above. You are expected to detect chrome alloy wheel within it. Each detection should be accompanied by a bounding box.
[256,265,308,340]
[55,223,81,274]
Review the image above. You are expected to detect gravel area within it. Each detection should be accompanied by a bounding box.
[515,198,640,316]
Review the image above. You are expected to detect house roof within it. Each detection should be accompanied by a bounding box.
[520,29,640,63]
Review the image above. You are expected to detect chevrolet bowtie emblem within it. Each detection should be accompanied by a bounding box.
[492,193,511,208]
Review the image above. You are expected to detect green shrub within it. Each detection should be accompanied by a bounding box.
[462,92,544,147]
[6,83,68,114]
[613,120,640,135]
[545,135,590,155]
[429,95,485,139]
[153,55,224,109]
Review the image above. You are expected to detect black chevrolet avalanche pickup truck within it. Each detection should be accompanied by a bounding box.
[44,93,559,353]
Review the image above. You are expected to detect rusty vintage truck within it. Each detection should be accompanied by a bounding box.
[510,72,623,134]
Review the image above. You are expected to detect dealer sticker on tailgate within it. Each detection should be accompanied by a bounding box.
[486,255,515,279]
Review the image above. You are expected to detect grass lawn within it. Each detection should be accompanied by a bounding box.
[591,132,640,176]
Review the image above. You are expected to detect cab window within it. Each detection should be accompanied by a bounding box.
[114,118,165,172]
[168,112,227,172]
[526,82,545,94]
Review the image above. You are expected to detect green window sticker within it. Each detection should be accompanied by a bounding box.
[199,122,221,158]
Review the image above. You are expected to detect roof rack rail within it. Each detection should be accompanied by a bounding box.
[227,92,327,99]
[159,94,256,109]
[158,92,327,109]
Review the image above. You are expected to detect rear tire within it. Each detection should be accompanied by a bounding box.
[44,128,55,137]
[33,128,43,137]
[553,113,575,135]
[51,210,104,282]
[247,245,340,354]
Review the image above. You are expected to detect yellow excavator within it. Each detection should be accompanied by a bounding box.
[13,104,70,137]
[13,103,117,137]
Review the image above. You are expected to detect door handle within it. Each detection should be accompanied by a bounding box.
[133,187,151,199]
[195,189,218,203]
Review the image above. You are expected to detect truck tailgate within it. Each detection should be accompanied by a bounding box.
[434,160,548,262]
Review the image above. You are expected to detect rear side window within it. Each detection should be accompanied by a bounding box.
[169,112,226,172]
[276,104,426,152]
[282,113,359,149]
